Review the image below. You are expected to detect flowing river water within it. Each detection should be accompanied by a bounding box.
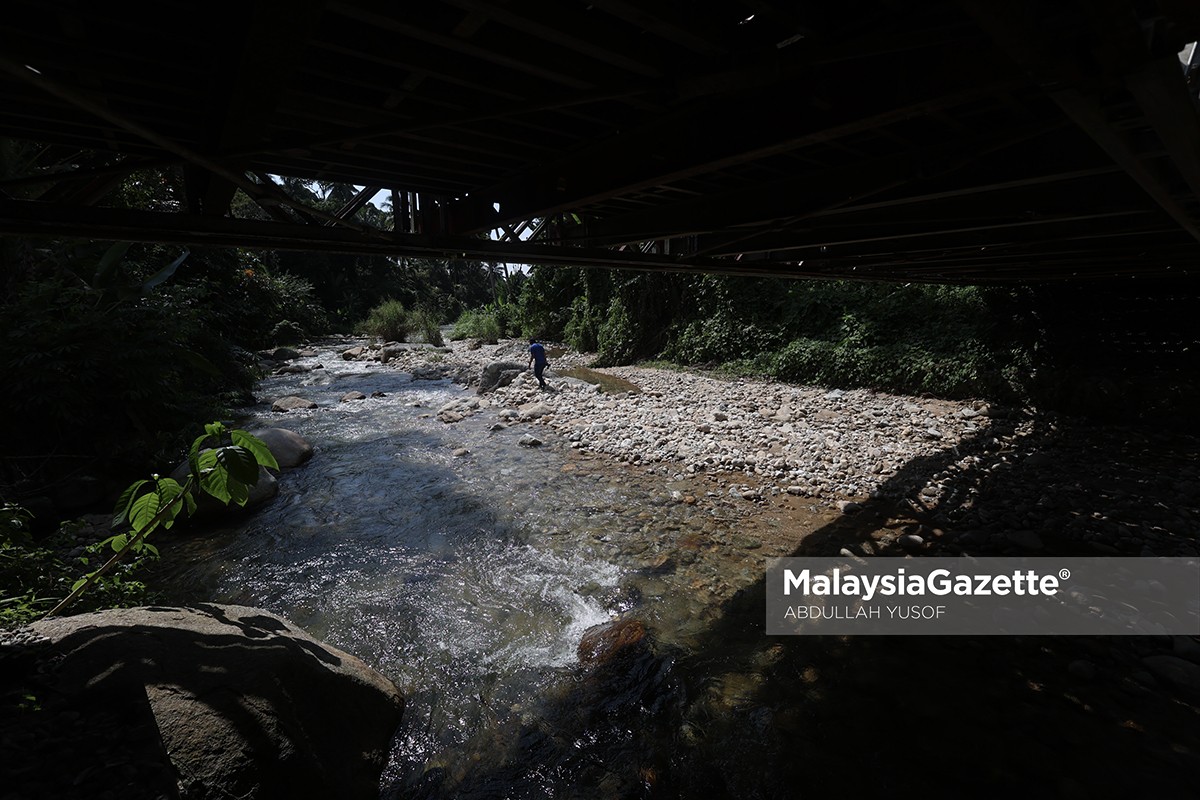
[157,340,834,798]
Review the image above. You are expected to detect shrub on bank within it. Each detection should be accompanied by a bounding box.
[408,307,445,346]
[360,300,445,346]
[358,299,410,342]
[450,308,502,343]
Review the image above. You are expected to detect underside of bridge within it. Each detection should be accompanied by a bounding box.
[2,0,1200,283]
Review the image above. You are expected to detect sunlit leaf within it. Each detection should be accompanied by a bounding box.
[200,463,233,505]
[113,479,148,526]
[231,430,279,471]
[129,491,162,533]
[156,478,184,507]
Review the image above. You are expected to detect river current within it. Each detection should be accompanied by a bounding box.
[158,340,808,798]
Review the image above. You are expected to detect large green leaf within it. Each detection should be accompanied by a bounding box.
[199,453,252,507]
[129,490,162,534]
[231,430,279,471]
[155,478,184,529]
[216,445,259,486]
[199,462,231,505]
[113,479,148,526]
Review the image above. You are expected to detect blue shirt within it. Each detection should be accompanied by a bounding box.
[529,342,547,366]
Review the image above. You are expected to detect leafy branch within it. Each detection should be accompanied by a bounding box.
[43,422,278,618]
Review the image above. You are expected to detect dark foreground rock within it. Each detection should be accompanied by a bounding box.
[3,605,403,800]
[578,618,648,666]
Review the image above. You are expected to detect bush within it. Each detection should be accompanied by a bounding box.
[269,320,306,345]
[408,307,445,346]
[0,505,154,628]
[596,297,637,365]
[358,299,410,342]
[562,295,602,352]
[451,308,502,343]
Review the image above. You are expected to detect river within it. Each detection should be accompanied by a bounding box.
[152,337,1200,799]
[156,339,825,798]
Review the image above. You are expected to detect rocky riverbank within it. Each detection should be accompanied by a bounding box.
[328,335,1199,561]
[310,333,1200,798]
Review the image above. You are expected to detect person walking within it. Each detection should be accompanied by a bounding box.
[528,338,549,390]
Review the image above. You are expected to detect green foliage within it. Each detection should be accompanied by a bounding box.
[596,297,638,365]
[451,308,503,343]
[359,299,410,342]
[359,300,446,345]
[666,310,778,366]
[408,307,445,346]
[513,266,589,340]
[226,264,329,346]
[508,267,1033,402]
[0,506,153,629]
[561,295,601,352]
[0,239,324,513]
[47,423,276,618]
[269,320,306,345]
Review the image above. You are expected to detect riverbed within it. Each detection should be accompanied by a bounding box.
[158,336,1200,799]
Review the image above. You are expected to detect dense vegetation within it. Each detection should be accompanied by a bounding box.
[3,136,1190,624]
[484,264,1191,424]
[0,151,501,529]
[487,267,1035,401]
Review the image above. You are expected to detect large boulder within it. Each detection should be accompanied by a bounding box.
[18,605,404,800]
[258,346,300,361]
[477,361,526,394]
[247,427,314,468]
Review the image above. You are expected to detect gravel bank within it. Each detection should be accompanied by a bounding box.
[329,336,1199,559]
